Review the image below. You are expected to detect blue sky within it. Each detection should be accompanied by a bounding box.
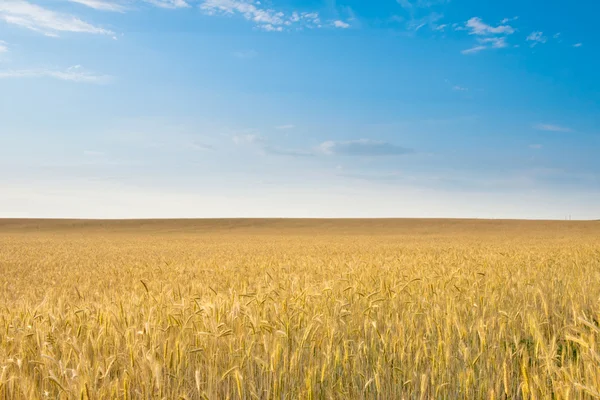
[0,0,598,219]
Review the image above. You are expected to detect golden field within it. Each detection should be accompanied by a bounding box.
[1,219,599,399]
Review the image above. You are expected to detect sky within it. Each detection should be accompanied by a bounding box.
[0,0,598,219]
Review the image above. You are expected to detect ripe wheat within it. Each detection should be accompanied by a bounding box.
[0,219,599,399]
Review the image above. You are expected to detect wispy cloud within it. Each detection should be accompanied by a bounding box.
[229,132,313,157]
[534,123,573,133]
[465,17,515,35]
[500,16,519,24]
[573,43,583,48]
[0,0,114,37]
[263,146,314,157]
[0,65,111,83]
[190,141,215,151]
[70,0,189,10]
[461,37,508,54]
[460,17,514,54]
[478,36,508,48]
[461,45,487,55]
[526,31,547,47]
[0,40,7,53]
[232,133,261,145]
[200,0,322,31]
[318,139,412,156]
[275,124,295,130]
[144,0,190,9]
[68,0,126,12]
[396,0,413,9]
[232,135,413,158]
[452,85,468,91]
[397,0,449,10]
[405,12,444,32]
[333,20,350,29]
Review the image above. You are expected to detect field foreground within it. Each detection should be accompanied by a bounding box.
[1,219,600,399]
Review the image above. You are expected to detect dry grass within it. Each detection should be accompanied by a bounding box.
[1,219,599,399]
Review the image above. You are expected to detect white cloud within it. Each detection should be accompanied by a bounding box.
[461,37,508,54]
[406,12,443,32]
[190,142,214,151]
[262,24,282,32]
[275,124,295,130]
[397,0,449,9]
[232,133,260,145]
[263,145,314,157]
[553,32,561,39]
[452,85,468,91]
[461,45,486,55]
[302,12,320,24]
[201,0,285,28]
[479,36,508,48]
[460,17,514,55]
[200,0,321,31]
[333,20,350,29]
[0,40,7,53]
[0,65,111,83]
[70,0,189,10]
[144,0,189,8]
[500,16,518,24]
[317,139,412,156]
[452,22,465,31]
[318,141,336,155]
[68,0,126,12]
[466,17,515,35]
[534,124,573,133]
[526,31,547,47]
[0,0,113,36]
[573,43,583,48]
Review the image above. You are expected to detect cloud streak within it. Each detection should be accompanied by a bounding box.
[404,12,444,32]
[534,124,573,133]
[460,17,515,54]
[461,45,486,55]
[200,0,326,31]
[466,17,515,35]
[318,139,413,156]
[0,40,7,53]
[70,0,190,11]
[0,0,114,36]
[333,20,350,29]
[275,124,295,130]
[144,0,189,9]
[527,31,547,47]
[0,65,111,83]
[263,146,315,157]
[68,0,127,12]
[397,0,449,10]
[232,133,261,145]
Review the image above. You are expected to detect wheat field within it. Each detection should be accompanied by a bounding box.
[0,219,599,399]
